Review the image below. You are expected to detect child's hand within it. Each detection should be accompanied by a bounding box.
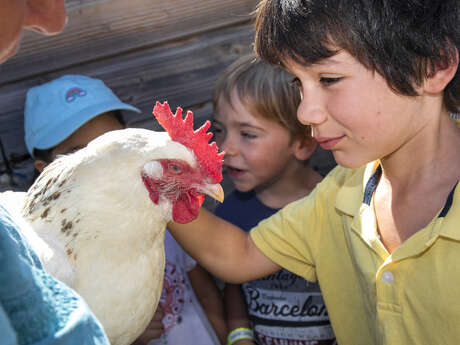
[131,305,165,345]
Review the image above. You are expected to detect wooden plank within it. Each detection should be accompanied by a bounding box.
[0,23,255,190]
[0,19,339,191]
[0,0,258,83]
[0,23,254,152]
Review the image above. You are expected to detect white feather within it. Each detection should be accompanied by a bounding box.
[7,128,200,345]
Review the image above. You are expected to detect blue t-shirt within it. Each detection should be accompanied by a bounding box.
[214,190,278,232]
[0,205,110,345]
[215,191,336,345]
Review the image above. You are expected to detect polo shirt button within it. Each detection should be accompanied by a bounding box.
[381,271,394,283]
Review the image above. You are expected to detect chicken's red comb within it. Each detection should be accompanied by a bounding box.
[153,101,225,183]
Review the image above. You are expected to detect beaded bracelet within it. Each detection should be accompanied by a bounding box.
[227,327,254,345]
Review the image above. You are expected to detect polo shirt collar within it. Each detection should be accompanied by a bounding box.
[437,181,459,240]
[335,161,380,216]
[335,161,459,242]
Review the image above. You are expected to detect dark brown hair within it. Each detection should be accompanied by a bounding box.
[254,0,460,113]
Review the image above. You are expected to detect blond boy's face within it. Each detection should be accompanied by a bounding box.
[286,50,430,169]
[213,91,302,193]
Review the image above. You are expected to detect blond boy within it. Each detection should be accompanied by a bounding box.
[212,55,334,345]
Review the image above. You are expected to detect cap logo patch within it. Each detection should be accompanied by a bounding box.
[65,88,87,102]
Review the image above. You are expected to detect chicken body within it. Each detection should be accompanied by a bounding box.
[2,127,223,345]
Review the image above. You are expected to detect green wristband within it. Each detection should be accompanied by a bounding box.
[227,327,254,345]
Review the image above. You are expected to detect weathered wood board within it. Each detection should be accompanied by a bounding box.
[0,0,336,192]
[0,0,259,82]
[0,0,261,191]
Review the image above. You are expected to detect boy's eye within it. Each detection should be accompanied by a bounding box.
[241,131,257,139]
[212,125,226,145]
[320,77,342,86]
[212,124,224,136]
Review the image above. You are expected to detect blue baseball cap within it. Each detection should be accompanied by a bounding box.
[24,74,141,157]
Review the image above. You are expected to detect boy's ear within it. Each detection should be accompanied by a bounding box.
[424,48,459,94]
[34,159,48,173]
[293,134,317,161]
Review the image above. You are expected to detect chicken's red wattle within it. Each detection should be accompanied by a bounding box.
[172,192,203,224]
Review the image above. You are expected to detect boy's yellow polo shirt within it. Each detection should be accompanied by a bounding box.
[251,158,460,345]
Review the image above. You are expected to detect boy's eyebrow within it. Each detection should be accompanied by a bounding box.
[315,50,354,67]
[239,122,266,131]
[316,58,342,66]
[285,51,346,72]
[212,118,264,130]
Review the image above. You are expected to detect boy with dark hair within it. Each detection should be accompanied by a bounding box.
[166,1,460,344]
[254,0,459,115]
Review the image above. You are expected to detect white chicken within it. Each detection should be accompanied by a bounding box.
[0,102,224,345]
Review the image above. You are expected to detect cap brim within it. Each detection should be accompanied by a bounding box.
[32,101,141,152]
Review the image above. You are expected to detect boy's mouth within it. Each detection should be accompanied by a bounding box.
[316,136,345,150]
[225,166,245,177]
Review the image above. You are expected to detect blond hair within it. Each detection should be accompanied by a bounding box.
[213,54,308,140]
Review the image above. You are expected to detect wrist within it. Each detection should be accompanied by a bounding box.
[227,327,254,345]
[231,340,254,345]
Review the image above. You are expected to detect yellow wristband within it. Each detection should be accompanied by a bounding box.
[227,327,254,345]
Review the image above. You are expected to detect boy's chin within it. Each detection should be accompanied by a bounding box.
[234,186,252,193]
[333,153,371,170]
[232,182,252,193]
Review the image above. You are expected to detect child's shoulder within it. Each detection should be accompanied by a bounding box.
[218,190,258,208]
[215,190,278,231]
[217,190,276,214]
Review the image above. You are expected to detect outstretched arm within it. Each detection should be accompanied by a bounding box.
[167,208,280,283]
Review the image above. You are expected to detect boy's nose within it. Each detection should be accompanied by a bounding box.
[23,0,67,36]
[296,91,327,127]
[219,135,238,156]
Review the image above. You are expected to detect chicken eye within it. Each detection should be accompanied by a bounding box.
[168,164,182,174]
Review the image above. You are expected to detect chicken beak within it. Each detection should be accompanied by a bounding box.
[201,183,224,203]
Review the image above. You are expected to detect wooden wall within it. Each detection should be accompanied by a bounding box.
[0,0,335,193]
